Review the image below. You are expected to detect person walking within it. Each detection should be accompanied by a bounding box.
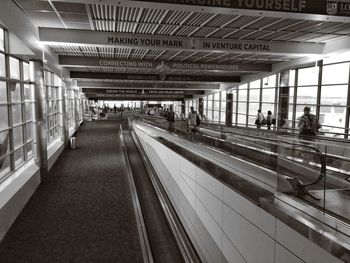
[167,105,175,132]
[187,106,199,138]
[255,109,265,129]
[266,110,275,130]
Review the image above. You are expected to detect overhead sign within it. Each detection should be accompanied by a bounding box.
[78,81,219,90]
[71,72,240,83]
[82,88,204,95]
[85,89,187,100]
[60,56,271,72]
[135,0,350,17]
[39,28,324,56]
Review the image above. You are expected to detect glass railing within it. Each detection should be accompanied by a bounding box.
[277,136,350,224]
[134,114,350,224]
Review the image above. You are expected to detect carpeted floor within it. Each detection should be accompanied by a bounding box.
[0,118,143,263]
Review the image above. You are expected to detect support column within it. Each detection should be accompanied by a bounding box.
[226,93,233,127]
[198,97,203,118]
[31,59,48,182]
[278,71,290,129]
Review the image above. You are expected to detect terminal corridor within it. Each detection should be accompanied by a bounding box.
[0,118,143,263]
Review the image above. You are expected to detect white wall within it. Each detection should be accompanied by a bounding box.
[134,126,343,263]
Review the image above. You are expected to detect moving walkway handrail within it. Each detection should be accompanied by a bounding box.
[136,116,328,194]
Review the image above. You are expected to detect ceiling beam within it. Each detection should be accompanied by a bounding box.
[50,0,350,23]
[59,56,272,72]
[39,28,325,56]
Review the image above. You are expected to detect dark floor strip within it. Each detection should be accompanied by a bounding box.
[0,119,143,263]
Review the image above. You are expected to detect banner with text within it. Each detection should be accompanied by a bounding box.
[135,0,350,17]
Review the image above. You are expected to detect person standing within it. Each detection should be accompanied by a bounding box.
[298,106,321,139]
[255,109,265,129]
[266,110,275,130]
[187,106,199,135]
[167,105,175,132]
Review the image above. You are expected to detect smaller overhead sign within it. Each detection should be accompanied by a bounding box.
[85,89,188,100]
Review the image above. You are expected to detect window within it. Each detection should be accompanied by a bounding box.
[298,66,319,86]
[322,63,349,85]
[0,30,34,181]
[0,28,4,51]
[237,84,248,126]
[0,53,5,77]
[9,57,20,79]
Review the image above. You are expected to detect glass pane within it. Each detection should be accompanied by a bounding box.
[238,88,248,101]
[0,28,4,51]
[220,111,226,123]
[289,70,295,86]
[298,67,319,86]
[221,91,226,100]
[237,114,246,126]
[45,71,52,85]
[9,57,20,79]
[27,142,33,158]
[0,155,11,180]
[250,79,261,89]
[54,74,61,86]
[232,113,236,125]
[26,123,32,141]
[262,88,275,103]
[14,147,24,167]
[221,102,226,112]
[12,104,23,125]
[322,63,349,85]
[324,53,350,64]
[319,106,346,130]
[0,81,7,102]
[249,103,260,116]
[0,105,8,129]
[288,105,294,122]
[213,101,220,110]
[10,83,21,102]
[25,103,32,121]
[23,62,30,81]
[249,89,260,102]
[214,92,220,100]
[321,85,347,106]
[0,53,5,77]
[289,87,295,103]
[213,111,219,121]
[24,85,33,101]
[13,126,23,147]
[207,99,213,109]
[263,75,276,87]
[248,115,256,127]
[206,110,212,121]
[296,86,318,105]
[238,102,247,114]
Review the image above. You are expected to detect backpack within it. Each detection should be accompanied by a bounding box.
[301,114,320,135]
[196,113,201,126]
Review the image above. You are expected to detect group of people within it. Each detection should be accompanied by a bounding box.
[255,106,321,137]
[165,106,201,136]
[255,110,276,130]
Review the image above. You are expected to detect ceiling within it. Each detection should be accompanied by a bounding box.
[12,0,350,98]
